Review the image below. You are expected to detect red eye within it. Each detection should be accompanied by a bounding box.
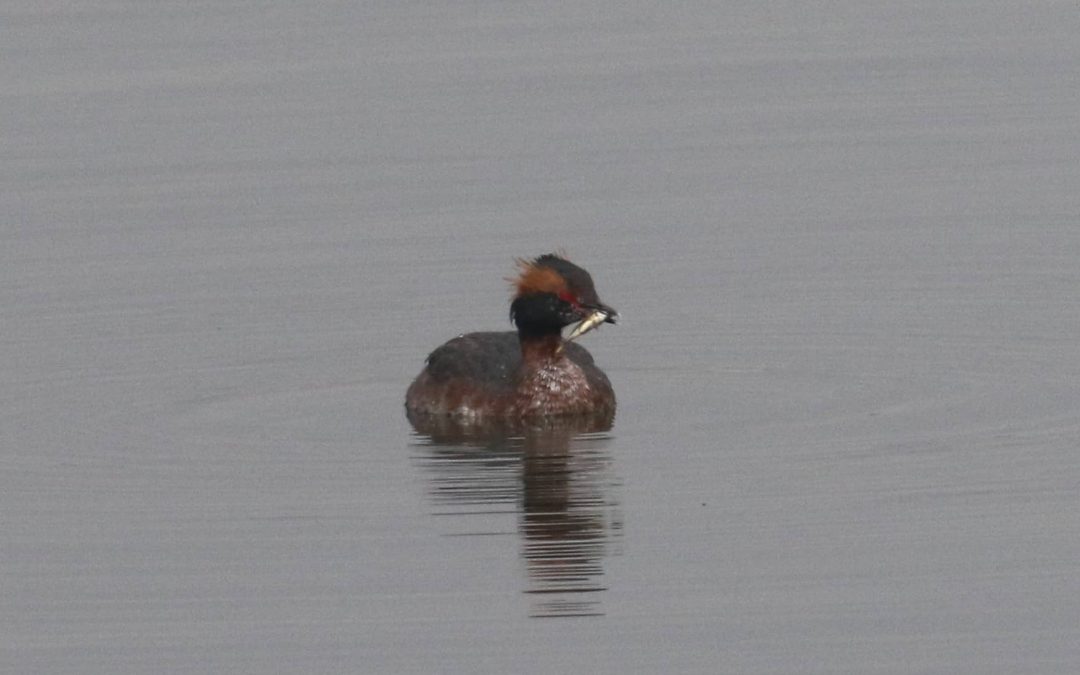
[558,291,579,306]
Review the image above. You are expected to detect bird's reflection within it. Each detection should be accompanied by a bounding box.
[409,411,621,618]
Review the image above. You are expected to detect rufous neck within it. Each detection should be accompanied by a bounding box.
[518,332,565,364]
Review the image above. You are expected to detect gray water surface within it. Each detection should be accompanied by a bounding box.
[4,2,1080,673]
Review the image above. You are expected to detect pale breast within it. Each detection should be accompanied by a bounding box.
[512,359,594,416]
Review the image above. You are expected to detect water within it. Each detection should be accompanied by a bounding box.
[4,2,1080,672]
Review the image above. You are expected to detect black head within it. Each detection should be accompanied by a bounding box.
[508,253,617,337]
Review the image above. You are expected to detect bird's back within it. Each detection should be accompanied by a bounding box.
[406,331,610,418]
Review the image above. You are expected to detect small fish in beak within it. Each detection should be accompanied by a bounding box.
[566,308,614,342]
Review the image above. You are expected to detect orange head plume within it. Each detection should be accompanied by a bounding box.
[509,256,570,298]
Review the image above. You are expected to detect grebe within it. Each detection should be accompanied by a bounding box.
[405,254,617,421]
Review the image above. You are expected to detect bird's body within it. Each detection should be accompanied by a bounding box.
[405,254,617,422]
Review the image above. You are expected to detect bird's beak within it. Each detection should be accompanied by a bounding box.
[566,305,617,342]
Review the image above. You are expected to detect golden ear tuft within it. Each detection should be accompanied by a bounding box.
[509,257,568,296]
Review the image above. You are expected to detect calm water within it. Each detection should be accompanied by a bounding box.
[4,2,1080,672]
